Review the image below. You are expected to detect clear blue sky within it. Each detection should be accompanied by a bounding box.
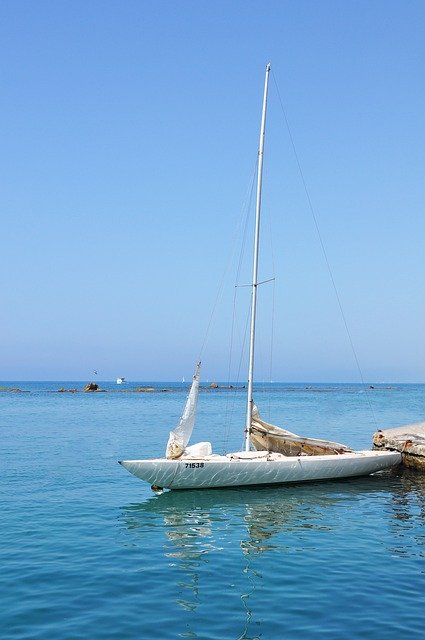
[1,0,424,382]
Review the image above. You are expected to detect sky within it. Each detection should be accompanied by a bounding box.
[1,0,425,382]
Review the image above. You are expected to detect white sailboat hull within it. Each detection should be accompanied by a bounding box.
[119,450,401,490]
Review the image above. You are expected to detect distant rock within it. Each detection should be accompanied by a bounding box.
[83,382,99,392]
[209,382,219,389]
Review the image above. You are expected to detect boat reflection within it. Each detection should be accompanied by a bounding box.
[387,468,425,557]
[119,470,425,638]
[122,470,425,554]
[122,480,336,556]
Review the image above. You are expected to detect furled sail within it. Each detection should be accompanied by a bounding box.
[250,405,352,456]
[166,362,201,459]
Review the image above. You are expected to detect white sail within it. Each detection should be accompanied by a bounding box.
[166,362,201,459]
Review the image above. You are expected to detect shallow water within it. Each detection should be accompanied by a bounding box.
[1,383,425,639]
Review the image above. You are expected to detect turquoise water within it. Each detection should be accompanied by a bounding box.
[2,382,425,639]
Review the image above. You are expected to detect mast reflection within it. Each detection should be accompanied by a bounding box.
[120,472,425,638]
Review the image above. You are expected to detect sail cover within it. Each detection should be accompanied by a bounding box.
[250,405,352,456]
[166,362,201,459]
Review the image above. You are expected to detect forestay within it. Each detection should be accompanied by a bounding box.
[166,362,201,459]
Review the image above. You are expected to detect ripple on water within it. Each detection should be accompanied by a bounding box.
[2,386,425,638]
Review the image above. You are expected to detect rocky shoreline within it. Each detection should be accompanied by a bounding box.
[1,383,244,393]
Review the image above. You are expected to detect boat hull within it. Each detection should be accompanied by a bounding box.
[119,450,401,490]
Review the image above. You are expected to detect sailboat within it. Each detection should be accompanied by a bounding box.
[119,64,401,491]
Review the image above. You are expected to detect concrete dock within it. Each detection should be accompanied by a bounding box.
[373,422,425,470]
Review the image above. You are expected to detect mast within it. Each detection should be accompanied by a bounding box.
[244,62,271,452]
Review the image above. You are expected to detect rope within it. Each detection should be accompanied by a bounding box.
[271,69,378,429]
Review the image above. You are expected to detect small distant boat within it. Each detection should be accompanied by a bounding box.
[117,377,126,384]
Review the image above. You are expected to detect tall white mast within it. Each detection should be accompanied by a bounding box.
[244,62,271,452]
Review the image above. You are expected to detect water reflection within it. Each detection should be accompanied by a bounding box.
[122,482,335,557]
[387,468,425,558]
[120,471,425,638]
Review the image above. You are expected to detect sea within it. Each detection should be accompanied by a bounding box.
[1,381,425,639]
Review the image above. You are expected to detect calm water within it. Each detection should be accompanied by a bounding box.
[1,382,425,639]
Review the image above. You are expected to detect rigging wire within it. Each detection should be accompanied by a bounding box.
[263,185,277,421]
[271,69,378,428]
[227,298,252,453]
[222,162,258,452]
[198,159,258,362]
[194,156,257,452]
[225,152,277,436]
[267,277,276,420]
[223,154,277,448]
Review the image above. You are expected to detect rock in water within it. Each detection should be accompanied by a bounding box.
[83,382,99,392]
